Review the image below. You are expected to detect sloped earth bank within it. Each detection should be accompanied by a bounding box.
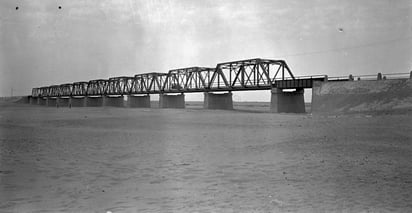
[1,104,412,212]
[312,79,412,115]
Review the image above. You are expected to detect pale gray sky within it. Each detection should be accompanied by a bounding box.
[1,0,411,101]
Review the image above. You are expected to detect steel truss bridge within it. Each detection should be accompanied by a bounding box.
[31,58,329,98]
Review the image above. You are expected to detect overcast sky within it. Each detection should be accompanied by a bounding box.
[1,0,411,101]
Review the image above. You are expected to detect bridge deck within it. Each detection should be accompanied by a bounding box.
[275,77,325,89]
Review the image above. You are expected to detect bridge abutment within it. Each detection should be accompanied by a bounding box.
[70,97,86,107]
[103,95,124,107]
[46,98,57,107]
[127,95,151,108]
[159,93,185,108]
[86,96,104,107]
[270,88,305,113]
[21,96,30,104]
[203,92,233,110]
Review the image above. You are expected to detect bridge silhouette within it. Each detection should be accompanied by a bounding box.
[30,58,337,112]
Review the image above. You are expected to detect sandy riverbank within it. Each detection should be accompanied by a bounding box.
[1,103,412,212]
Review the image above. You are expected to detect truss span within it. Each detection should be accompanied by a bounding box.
[31,58,304,97]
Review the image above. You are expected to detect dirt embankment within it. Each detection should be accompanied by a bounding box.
[312,79,412,114]
[0,96,29,104]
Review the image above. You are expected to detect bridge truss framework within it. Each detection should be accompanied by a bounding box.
[31,58,314,98]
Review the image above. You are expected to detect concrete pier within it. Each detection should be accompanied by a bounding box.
[38,98,45,105]
[159,93,185,108]
[270,88,305,113]
[86,96,103,107]
[128,95,151,108]
[103,95,124,107]
[57,97,70,107]
[70,97,86,107]
[203,92,233,110]
[46,98,57,107]
[377,73,383,80]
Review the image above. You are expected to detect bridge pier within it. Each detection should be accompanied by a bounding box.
[270,88,305,113]
[103,95,124,107]
[38,97,47,105]
[159,93,185,108]
[46,97,57,107]
[70,97,86,107]
[38,98,44,105]
[128,95,151,108]
[203,92,233,110]
[86,96,104,107]
[57,97,70,107]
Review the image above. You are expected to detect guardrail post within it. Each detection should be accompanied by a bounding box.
[377,73,382,80]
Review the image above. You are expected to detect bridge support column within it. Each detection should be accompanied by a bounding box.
[70,97,86,107]
[203,92,233,110]
[57,97,70,107]
[159,93,185,108]
[103,95,124,107]
[38,97,46,105]
[127,95,151,108]
[270,88,305,113]
[86,96,104,107]
[46,98,57,107]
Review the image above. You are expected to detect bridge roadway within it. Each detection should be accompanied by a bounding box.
[29,58,341,113]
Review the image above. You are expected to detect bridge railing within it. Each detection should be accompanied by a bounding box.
[327,76,350,81]
[279,74,327,80]
[381,72,411,80]
[351,72,411,80]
